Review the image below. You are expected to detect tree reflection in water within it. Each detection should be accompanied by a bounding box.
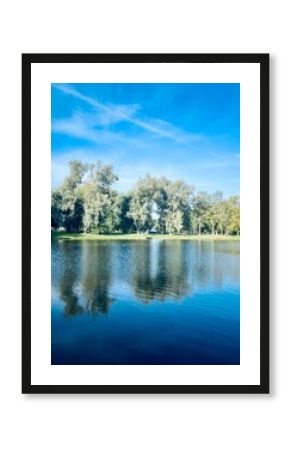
[131,240,190,302]
[56,241,114,317]
[54,239,239,317]
[57,243,84,317]
[81,242,114,315]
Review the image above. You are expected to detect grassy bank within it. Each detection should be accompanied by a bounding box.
[52,230,240,241]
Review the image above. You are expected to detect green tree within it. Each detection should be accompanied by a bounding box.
[191,191,210,235]
[203,191,223,235]
[53,160,88,232]
[128,176,193,234]
[118,195,136,233]
[151,176,169,233]
[127,175,155,233]
[224,196,240,235]
[81,161,118,233]
[102,191,122,233]
[51,190,63,229]
[165,180,193,234]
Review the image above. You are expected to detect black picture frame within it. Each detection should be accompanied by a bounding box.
[22,53,269,394]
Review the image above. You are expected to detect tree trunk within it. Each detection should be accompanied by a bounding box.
[198,223,201,236]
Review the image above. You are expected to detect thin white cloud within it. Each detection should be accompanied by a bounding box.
[53,84,204,144]
[52,112,100,143]
[52,110,148,147]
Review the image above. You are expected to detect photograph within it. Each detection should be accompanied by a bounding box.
[51,82,241,365]
[22,53,269,393]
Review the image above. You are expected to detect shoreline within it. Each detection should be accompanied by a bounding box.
[52,231,240,241]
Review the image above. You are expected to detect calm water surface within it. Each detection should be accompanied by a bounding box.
[52,239,240,364]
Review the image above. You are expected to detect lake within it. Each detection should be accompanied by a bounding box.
[51,239,240,364]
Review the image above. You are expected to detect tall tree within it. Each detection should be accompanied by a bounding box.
[81,161,118,233]
[224,196,240,235]
[127,175,155,233]
[203,191,223,235]
[191,191,210,235]
[52,160,88,232]
[151,176,169,233]
[118,195,136,233]
[165,180,193,234]
[51,190,63,229]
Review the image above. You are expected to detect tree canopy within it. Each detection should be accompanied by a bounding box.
[51,160,240,235]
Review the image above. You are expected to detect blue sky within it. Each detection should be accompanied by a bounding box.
[51,83,240,197]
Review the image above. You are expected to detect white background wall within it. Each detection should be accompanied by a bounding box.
[0,1,287,449]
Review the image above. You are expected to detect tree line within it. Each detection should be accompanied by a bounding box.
[51,160,240,235]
